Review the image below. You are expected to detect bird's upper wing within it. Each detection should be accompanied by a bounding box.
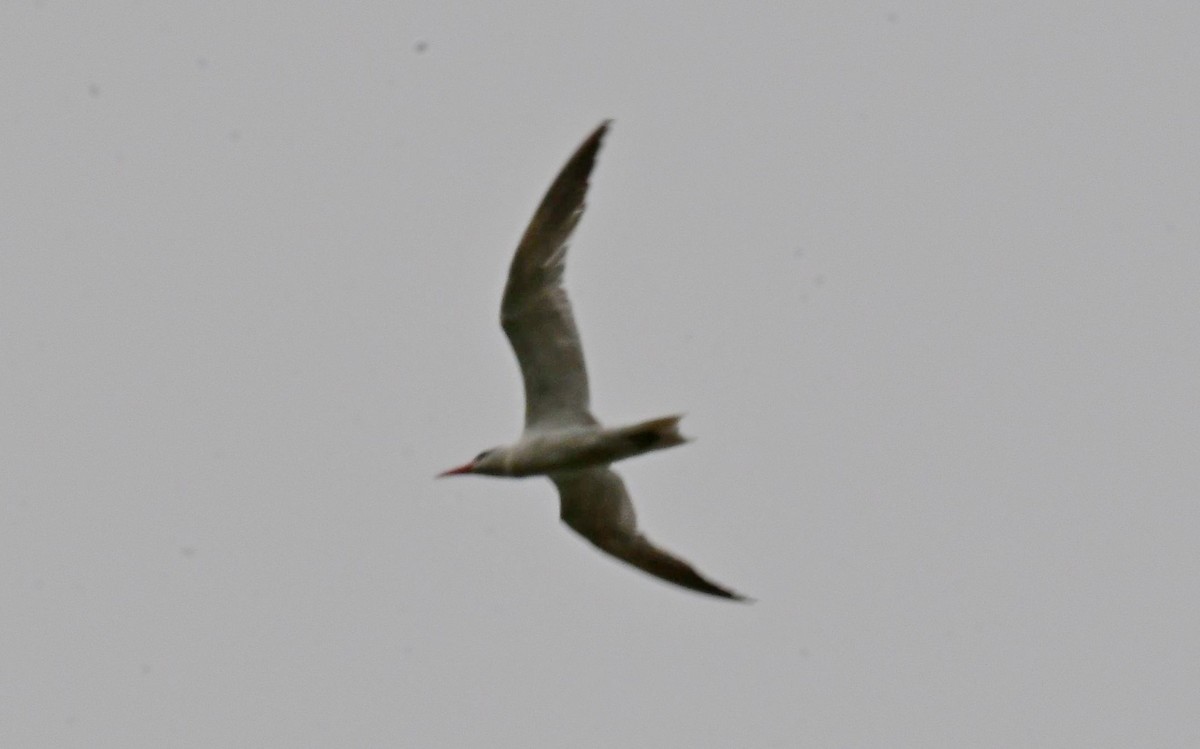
[552,467,748,601]
[501,122,610,431]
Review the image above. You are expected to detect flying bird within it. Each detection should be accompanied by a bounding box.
[439,122,747,601]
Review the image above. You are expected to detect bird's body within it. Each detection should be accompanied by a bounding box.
[440,122,747,601]
[461,415,688,478]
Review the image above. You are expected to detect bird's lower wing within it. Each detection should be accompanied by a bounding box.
[553,467,748,601]
[596,531,748,601]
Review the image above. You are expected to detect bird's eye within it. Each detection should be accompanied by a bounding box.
[474,450,492,462]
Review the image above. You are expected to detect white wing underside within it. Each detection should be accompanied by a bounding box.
[500,122,610,432]
[553,467,746,600]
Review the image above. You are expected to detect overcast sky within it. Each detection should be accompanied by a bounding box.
[3,3,1198,747]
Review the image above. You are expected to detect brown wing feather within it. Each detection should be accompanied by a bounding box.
[501,122,611,430]
[553,467,748,601]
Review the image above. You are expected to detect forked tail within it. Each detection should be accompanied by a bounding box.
[619,414,689,452]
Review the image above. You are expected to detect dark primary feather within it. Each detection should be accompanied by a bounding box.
[501,122,611,430]
[553,467,748,601]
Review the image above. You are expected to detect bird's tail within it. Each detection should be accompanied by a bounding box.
[617,414,689,452]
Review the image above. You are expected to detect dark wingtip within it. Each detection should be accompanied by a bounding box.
[708,585,754,603]
[576,120,612,158]
[680,572,753,603]
[581,120,611,155]
[538,120,611,208]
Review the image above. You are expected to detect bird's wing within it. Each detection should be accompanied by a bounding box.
[501,122,610,431]
[552,467,748,601]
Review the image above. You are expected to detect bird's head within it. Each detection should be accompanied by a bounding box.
[437,447,508,478]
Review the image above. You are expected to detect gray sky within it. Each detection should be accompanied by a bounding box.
[3,2,1198,747]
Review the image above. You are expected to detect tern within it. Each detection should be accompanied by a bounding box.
[439,121,747,601]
